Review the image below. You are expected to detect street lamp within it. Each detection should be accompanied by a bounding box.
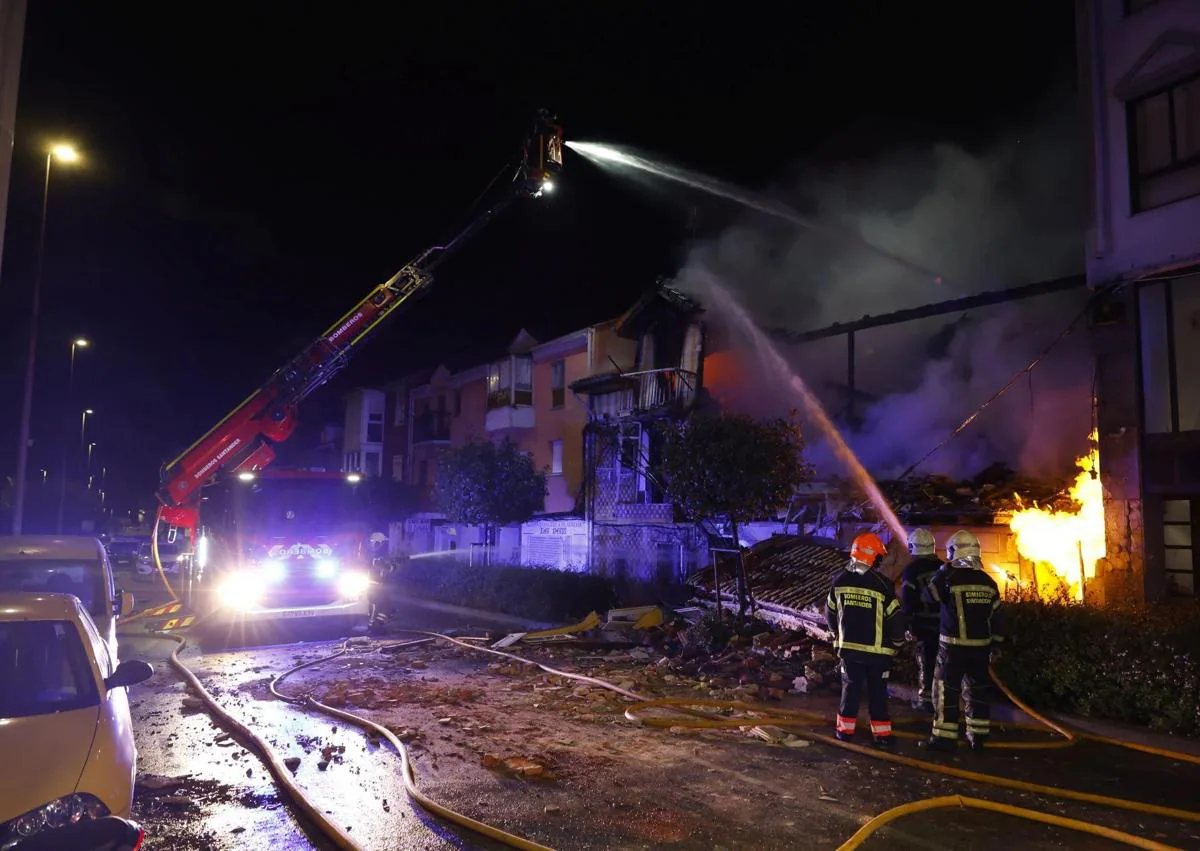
[87,442,96,481]
[56,408,93,533]
[80,409,93,446]
[56,338,92,531]
[12,142,83,534]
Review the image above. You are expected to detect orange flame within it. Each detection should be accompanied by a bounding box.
[1008,430,1105,601]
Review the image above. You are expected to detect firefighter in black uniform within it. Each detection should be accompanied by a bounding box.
[919,529,1006,753]
[825,532,906,749]
[901,528,943,714]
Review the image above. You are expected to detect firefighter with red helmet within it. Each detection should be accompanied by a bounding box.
[919,529,1006,753]
[901,528,943,714]
[825,532,906,749]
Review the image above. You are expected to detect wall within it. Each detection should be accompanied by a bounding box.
[525,345,589,513]
[1082,0,1200,284]
[0,0,23,282]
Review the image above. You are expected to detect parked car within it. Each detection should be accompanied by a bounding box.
[0,537,133,658]
[7,816,144,851]
[135,542,183,577]
[103,539,143,569]
[0,593,153,849]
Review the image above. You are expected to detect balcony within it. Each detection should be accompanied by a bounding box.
[486,354,535,431]
[411,411,451,444]
[578,368,698,420]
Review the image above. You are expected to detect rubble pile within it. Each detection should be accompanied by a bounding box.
[317,675,481,711]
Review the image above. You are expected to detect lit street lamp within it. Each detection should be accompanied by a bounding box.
[86,442,96,482]
[12,142,83,534]
[56,408,93,533]
[80,409,93,447]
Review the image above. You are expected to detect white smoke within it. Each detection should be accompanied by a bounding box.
[678,102,1092,480]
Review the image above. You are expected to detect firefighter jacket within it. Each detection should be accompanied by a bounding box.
[922,561,1006,649]
[825,565,906,661]
[901,556,943,633]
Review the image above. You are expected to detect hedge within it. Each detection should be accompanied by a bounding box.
[994,597,1200,736]
[389,557,619,623]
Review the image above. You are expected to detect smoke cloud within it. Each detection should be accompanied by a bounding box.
[678,101,1092,481]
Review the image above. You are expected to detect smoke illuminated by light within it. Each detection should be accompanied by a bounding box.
[566,141,942,285]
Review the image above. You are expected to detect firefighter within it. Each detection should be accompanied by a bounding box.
[901,528,943,714]
[919,529,1006,753]
[825,532,906,749]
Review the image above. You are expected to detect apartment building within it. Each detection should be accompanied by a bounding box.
[341,387,385,478]
[1079,0,1200,600]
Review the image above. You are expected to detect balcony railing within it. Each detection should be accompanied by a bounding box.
[618,368,697,416]
[411,411,451,443]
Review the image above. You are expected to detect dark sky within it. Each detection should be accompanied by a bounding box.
[0,1,1077,516]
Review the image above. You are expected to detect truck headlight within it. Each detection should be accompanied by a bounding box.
[336,571,370,599]
[315,558,339,578]
[263,560,287,583]
[219,572,263,610]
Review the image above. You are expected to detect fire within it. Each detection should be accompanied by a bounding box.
[1008,430,1105,601]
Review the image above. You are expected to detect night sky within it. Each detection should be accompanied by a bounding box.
[1,2,1077,518]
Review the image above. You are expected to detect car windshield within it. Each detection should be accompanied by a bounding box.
[0,620,100,718]
[0,559,108,620]
[108,541,140,555]
[139,543,178,558]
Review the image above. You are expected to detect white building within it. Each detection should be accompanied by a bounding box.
[341,388,385,478]
[1079,0,1200,600]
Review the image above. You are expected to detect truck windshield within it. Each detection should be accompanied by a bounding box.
[0,620,100,718]
[227,478,368,537]
[0,559,108,620]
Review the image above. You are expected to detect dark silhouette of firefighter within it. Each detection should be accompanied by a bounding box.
[901,527,943,714]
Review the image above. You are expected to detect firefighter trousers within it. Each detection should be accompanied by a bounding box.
[913,629,939,702]
[837,657,892,740]
[932,644,992,743]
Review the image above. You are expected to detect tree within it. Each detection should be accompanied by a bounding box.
[434,438,548,562]
[657,412,813,617]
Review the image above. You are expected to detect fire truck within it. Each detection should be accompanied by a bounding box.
[153,111,564,630]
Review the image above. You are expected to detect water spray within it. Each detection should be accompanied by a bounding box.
[699,274,908,543]
[566,141,944,286]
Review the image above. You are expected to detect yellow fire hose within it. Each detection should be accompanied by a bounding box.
[121,623,1200,851]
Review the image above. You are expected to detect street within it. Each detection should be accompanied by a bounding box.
[115,580,1200,851]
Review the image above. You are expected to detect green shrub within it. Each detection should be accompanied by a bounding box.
[994,597,1200,736]
[390,557,619,623]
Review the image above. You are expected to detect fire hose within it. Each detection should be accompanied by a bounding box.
[122,625,1200,851]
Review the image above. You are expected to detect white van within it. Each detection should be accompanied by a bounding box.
[0,536,134,657]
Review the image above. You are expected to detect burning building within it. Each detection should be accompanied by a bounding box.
[1078,0,1200,601]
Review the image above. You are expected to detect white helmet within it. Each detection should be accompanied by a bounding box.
[946,529,981,562]
[907,528,936,557]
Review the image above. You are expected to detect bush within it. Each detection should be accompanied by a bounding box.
[390,557,619,623]
[995,597,1200,736]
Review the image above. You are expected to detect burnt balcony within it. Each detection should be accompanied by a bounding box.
[411,411,451,444]
[574,368,698,420]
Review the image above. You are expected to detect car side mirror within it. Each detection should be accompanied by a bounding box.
[118,590,134,617]
[105,659,154,690]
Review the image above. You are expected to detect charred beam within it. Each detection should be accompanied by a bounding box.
[768,273,1086,343]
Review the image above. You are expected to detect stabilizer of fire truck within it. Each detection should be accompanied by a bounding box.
[153,111,563,562]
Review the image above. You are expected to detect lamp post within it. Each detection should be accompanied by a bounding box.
[86,442,96,485]
[56,407,92,533]
[12,143,82,534]
[55,339,90,532]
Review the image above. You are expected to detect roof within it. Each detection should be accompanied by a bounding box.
[688,535,848,613]
[0,537,105,561]
[0,592,88,622]
[614,281,702,339]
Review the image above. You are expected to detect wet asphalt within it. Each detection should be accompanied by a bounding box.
[118,578,513,851]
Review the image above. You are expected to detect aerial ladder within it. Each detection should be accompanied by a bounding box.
[155,111,564,555]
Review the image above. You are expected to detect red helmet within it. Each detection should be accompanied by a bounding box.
[850,533,886,567]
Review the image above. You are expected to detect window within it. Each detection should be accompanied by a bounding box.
[366,411,384,444]
[1163,499,1195,596]
[394,393,405,426]
[365,451,381,478]
[551,360,566,409]
[392,454,405,483]
[1140,276,1200,434]
[1125,0,1160,14]
[550,439,563,475]
[454,388,462,416]
[0,621,100,718]
[487,356,534,409]
[1129,75,1200,212]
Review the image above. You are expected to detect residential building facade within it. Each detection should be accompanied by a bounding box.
[341,388,385,478]
[1079,0,1200,600]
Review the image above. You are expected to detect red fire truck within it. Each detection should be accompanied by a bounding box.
[153,112,563,629]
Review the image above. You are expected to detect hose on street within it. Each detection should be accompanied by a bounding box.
[125,623,1200,851]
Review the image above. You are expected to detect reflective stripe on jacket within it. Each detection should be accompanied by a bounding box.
[923,563,1005,648]
[825,567,906,657]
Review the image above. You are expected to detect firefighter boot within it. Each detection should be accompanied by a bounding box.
[918,736,957,753]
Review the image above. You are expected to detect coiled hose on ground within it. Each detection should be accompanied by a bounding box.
[126,625,1200,851]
